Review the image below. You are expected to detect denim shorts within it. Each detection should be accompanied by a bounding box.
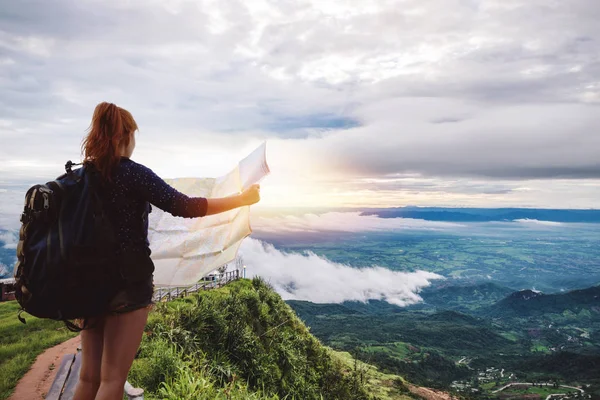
[108,274,155,314]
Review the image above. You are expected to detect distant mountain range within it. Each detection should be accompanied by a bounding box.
[361,207,600,223]
[392,282,599,317]
[483,285,600,318]
[289,283,600,318]
[414,282,516,312]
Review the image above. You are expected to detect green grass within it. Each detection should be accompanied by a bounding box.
[0,301,77,400]
[129,278,405,399]
[500,385,578,396]
[362,342,420,363]
[499,332,519,342]
[480,382,496,390]
[530,343,550,353]
[330,350,412,400]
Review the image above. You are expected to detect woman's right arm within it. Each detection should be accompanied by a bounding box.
[128,162,260,218]
[205,184,260,215]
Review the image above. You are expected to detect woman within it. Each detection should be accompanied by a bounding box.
[73,102,260,400]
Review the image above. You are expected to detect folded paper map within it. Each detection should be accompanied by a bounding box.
[149,142,269,287]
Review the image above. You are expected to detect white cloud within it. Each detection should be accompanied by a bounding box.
[240,238,444,306]
[0,230,17,249]
[0,262,9,278]
[513,219,564,227]
[0,184,29,231]
[252,211,463,233]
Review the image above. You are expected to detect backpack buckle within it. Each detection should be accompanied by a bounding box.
[65,160,83,174]
[20,212,30,224]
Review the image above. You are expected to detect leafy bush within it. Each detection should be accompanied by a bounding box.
[128,337,183,393]
[129,277,373,399]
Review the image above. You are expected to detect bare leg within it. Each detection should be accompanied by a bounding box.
[73,317,105,400]
[94,307,150,400]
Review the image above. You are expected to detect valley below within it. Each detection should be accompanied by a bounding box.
[287,284,600,399]
[253,209,600,399]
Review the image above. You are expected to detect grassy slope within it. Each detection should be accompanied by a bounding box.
[0,279,416,400]
[128,278,414,400]
[0,301,77,400]
[330,350,413,400]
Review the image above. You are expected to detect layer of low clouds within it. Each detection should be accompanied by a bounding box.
[0,184,30,230]
[252,211,464,233]
[1,0,600,208]
[248,212,580,244]
[240,238,444,306]
[513,218,564,227]
[0,230,17,249]
[0,263,9,278]
[0,230,17,278]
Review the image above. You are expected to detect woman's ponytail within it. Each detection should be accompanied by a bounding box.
[82,102,138,181]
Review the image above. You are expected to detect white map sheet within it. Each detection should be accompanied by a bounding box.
[149,142,269,287]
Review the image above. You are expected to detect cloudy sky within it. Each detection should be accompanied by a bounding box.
[1,0,600,211]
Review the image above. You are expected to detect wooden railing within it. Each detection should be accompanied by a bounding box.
[0,278,16,302]
[153,270,240,302]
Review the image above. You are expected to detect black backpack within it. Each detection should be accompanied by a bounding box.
[14,161,120,330]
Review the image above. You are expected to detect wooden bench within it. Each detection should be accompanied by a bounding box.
[46,349,143,400]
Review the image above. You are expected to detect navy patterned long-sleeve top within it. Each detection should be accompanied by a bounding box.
[101,157,207,255]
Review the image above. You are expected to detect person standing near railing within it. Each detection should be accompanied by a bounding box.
[73,102,261,400]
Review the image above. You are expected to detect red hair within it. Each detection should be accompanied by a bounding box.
[82,102,138,181]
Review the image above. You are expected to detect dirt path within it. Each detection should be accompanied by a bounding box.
[408,384,457,400]
[8,335,81,400]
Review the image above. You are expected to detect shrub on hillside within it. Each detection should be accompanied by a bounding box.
[129,277,372,399]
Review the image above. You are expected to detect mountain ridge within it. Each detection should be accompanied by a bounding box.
[360,207,600,223]
[483,285,600,318]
